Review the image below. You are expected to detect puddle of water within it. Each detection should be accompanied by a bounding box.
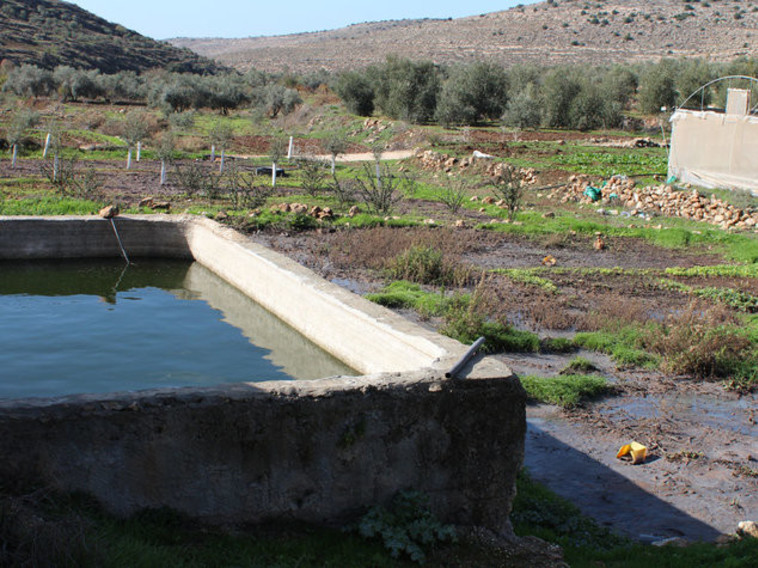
[608,392,756,437]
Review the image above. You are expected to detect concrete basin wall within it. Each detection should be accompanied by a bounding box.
[0,215,525,533]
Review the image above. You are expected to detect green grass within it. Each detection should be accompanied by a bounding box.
[480,211,758,264]
[665,264,758,278]
[0,197,103,215]
[573,328,660,369]
[491,268,559,293]
[659,278,758,312]
[549,148,668,177]
[366,281,452,316]
[520,374,610,407]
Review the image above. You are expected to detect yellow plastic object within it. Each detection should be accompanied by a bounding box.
[616,441,648,465]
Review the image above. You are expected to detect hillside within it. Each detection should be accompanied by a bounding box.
[0,0,221,74]
[170,0,758,73]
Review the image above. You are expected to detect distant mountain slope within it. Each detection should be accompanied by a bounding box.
[0,0,221,74]
[171,0,758,73]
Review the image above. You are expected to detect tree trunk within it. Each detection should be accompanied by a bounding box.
[331,155,336,175]
[160,160,167,185]
[136,141,141,162]
[210,144,216,162]
[126,147,132,170]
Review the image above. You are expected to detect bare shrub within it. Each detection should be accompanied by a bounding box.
[40,156,101,198]
[328,227,473,270]
[385,245,473,287]
[436,177,469,214]
[223,160,272,210]
[490,165,525,221]
[650,303,753,379]
[576,294,653,332]
[297,156,329,197]
[174,161,217,199]
[326,174,359,211]
[354,163,414,215]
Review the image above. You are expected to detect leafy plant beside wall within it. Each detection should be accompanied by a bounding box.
[355,491,457,564]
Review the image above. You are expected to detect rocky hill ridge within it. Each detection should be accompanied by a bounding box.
[170,0,758,73]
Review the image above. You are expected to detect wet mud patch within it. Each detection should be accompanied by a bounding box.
[518,365,757,541]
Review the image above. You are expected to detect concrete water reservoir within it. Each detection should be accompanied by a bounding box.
[0,215,525,534]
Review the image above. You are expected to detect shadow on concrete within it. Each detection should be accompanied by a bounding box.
[524,420,722,542]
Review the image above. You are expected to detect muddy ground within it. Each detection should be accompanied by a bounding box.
[3,156,756,543]
[256,227,757,543]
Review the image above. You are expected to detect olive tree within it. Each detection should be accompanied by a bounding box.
[373,56,440,123]
[7,109,39,167]
[335,71,375,116]
[120,111,148,170]
[324,133,348,175]
[435,62,509,126]
[209,121,234,172]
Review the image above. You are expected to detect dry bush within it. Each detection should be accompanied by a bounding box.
[384,245,475,287]
[650,302,753,379]
[575,293,653,332]
[328,227,471,270]
[175,135,205,153]
[519,294,580,331]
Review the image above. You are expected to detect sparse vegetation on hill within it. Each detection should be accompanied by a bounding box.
[170,0,758,74]
[0,0,221,74]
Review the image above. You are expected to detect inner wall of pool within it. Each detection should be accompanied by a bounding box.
[0,259,355,399]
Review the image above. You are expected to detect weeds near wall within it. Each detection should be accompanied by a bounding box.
[356,491,456,564]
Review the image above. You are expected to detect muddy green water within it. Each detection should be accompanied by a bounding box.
[0,259,355,399]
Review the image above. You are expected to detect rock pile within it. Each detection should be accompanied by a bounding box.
[414,149,537,183]
[551,175,758,231]
[269,202,336,220]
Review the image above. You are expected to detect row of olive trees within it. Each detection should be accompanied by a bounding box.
[1,64,303,117]
[335,56,758,129]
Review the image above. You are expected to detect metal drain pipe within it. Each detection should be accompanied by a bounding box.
[110,218,131,264]
[445,336,486,379]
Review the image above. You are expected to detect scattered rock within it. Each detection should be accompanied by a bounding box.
[737,520,758,539]
[98,205,118,219]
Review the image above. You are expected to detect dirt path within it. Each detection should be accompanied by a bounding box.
[232,149,416,162]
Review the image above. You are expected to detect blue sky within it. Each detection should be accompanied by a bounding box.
[67,0,540,40]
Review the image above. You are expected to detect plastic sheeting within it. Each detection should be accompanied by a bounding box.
[668,109,758,195]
